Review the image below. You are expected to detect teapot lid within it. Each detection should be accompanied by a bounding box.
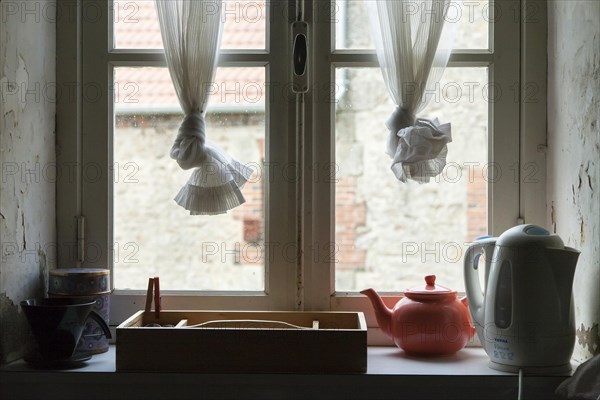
[404,275,456,301]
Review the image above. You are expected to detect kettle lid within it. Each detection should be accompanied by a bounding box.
[496,224,565,248]
[405,275,456,301]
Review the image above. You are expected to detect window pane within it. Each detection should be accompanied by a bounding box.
[335,0,489,50]
[452,0,490,50]
[112,0,266,50]
[335,0,373,50]
[112,1,161,49]
[334,67,488,293]
[113,67,266,291]
[221,0,266,50]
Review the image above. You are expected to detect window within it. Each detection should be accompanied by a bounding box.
[57,0,545,334]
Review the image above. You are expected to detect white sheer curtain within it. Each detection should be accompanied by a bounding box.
[155,0,250,214]
[367,0,456,183]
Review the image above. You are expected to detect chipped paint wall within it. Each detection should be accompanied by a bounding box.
[0,1,56,364]
[547,0,600,362]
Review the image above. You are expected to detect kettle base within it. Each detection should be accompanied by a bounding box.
[489,361,572,376]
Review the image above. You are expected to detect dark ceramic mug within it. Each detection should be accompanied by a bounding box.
[20,298,112,361]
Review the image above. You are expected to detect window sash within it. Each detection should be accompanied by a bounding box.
[316,0,542,345]
[297,0,520,312]
[58,1,298,321]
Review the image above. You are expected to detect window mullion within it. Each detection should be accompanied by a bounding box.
[81,0,111,270]
[519,0,547,227]
[300,0,335,311]
[56,0,83,268]
[488,0,521,235]
[263,0,298,309]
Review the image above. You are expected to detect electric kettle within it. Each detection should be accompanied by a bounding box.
[464,224,579,374]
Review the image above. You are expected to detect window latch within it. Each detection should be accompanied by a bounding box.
[292,21,308,93]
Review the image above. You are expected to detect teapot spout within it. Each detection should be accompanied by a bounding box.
[460,296,477,339]
[360,288,393,339]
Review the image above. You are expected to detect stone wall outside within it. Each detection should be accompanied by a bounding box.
[113,0,490,292]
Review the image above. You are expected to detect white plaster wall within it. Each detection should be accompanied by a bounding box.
[547,0,600,361]
[0,1,56,363]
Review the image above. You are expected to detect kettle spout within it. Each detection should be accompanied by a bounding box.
[360,288,393,339]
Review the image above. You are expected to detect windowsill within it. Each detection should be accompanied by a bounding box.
[1,346,569,400]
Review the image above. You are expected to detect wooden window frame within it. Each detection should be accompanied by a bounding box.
[56,0,547,340]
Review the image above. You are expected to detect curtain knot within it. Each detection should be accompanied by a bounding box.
[170,112,207,170]
[385,106,416,158]
[179,112,206,140]
[157,0,249,215]
[385,106,416,134]
[389,117,452,183]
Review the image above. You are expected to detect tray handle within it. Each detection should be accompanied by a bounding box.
[185,319,319,330]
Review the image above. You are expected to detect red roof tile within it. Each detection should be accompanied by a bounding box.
[113,1,266,111]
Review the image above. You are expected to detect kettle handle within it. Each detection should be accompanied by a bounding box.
[463,238,496,337]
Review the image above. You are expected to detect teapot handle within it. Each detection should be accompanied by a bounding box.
[464,238,496,340]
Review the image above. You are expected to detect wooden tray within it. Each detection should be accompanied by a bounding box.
[116,310,367,373]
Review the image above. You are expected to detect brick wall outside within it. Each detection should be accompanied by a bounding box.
[235,138,264,265]
[466,167,488,240]
[335,177,367,271]
[236,158,368,270]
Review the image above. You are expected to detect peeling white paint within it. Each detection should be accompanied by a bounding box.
[0,0,56,363]
[547,0,600,362]
[16,55,28,112]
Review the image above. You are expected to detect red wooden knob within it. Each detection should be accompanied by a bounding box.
[425,275,436,286]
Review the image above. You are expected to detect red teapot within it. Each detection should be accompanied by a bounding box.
[361,275,475,356]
